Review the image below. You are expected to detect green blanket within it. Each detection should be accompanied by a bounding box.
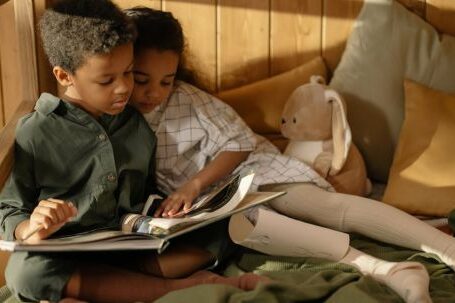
[1,235,454,302]
[156,235,455,303]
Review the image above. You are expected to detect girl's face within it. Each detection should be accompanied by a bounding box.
[130,48,179,113]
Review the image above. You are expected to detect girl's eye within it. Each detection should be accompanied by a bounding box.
[161,81,172,87]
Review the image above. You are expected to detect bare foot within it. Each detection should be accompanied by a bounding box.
[187,270,269,290]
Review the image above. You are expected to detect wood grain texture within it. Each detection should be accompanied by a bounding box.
[426,0,455,36]
[270,0,322,75]
[218,0,269,90]
[0,99,35,191]
[0,49,4,127]
[14,0,39,103]
[35,0,56,96]
[322,0,363,74]
[397,0,426,17]
[164,0,217,92]
[0,0,22,123]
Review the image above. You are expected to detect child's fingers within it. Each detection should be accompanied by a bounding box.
[36,200,77,224]
[30,212,53,229]
[183,200,192,212]
[37,200,68,223]
[45,199,77,217]
[167,200,185,217]
[58,201,77,220]
[154,199,172,217]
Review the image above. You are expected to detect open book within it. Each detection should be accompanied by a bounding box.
[0,171,285,253]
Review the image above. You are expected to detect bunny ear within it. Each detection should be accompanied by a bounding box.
[310,75,326,85]
[325,89,352,176]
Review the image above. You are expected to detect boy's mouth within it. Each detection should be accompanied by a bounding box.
[112,98,128,108]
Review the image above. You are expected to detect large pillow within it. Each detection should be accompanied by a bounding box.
[382,80,455,217]
[218,56,327,151]
[330,0,455,182]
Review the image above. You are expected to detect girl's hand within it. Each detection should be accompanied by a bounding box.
[154,180,201,217]
[23,198,78,242]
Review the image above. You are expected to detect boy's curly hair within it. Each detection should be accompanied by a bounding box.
[39,0,136,74]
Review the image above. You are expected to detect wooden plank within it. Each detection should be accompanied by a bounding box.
[218,0,270,91]
[14,0,39,103]
[0,100,35,191]
[164,0,217,92]
[0,49,4,128]
[397,0,426,18]
[35,0,57,97]
[426,0,455,36]
[113,0,161,10]
[322,0,364,74]
[0,0,22,123]
[270,0,322,76]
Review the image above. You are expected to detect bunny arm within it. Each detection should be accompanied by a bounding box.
[313,140,334,178]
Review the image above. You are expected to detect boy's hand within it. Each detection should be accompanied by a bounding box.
[154,180,201,218]
[21,198,77,242]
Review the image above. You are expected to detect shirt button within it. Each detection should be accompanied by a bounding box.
[107,173,117,182]
[98,133,107,141]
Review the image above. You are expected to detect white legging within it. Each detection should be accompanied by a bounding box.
[263,182,455,268]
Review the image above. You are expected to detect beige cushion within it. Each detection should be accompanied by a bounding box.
[383,80,455,216]
[218,56,327,151]
[330,0,455,182]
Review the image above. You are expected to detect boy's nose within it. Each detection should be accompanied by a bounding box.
[115,77,133,95]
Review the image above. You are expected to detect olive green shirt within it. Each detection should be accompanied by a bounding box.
[0,93,157,241]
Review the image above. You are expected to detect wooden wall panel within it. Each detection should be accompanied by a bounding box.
[218,0,269,91]
[0,52,4,127]
[164,0,217,92]
[14,0,39,103]
[270,0,322,76]
[113,0,161,10]
[426,0,455,36]
[322,0,363,74]
[35,0,57,96]
[0,0,21,123]
[397,0,426,17]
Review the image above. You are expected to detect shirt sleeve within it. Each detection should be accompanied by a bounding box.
[0,122,38,241]
[190,88,257,157]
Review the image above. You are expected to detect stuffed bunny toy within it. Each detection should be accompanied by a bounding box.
[281,75,371,196]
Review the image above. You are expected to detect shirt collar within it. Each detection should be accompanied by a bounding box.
[34,93,61,115]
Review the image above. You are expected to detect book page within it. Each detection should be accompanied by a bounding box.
[0,230,166,253]
[147,172,255,233]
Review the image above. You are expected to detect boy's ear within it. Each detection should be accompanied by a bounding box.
[53,66,73,87]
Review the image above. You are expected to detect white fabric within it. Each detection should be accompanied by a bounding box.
[143,81,333,195]
[267,182,455,270]
[340,247,431,303]
[229,207,350,261]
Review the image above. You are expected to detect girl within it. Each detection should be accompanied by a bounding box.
[126,7,455,303]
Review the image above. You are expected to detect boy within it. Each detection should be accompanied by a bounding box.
[0,0,264,302]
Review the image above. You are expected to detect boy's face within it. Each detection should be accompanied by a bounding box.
[130,49,179,113]
[62,43,134,117]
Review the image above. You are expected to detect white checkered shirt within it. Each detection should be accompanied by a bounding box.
[143,81,333,195]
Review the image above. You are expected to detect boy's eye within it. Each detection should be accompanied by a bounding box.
[98,78,113,85]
